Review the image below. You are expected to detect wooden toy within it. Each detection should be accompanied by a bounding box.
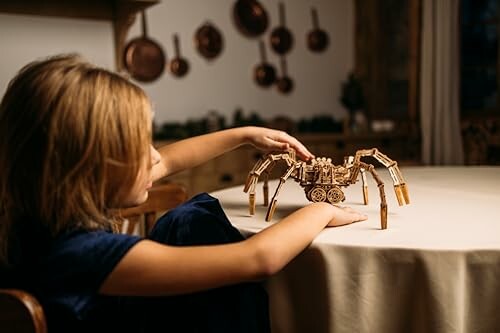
[244,148,410,229]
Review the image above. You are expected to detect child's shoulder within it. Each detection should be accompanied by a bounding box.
[52,227,142,259]
[34,228,143,293]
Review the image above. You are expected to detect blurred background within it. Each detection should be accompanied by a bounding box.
[1,0,499,193]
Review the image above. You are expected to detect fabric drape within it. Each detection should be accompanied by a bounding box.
[420,0,464,165]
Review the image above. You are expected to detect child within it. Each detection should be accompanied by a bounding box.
[0,54,367,332]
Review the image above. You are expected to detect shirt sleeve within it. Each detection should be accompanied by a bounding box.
[34,230,142,319]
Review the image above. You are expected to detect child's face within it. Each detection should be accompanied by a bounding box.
[120,145,161,207]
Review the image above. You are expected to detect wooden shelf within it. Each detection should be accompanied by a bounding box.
[0,0,159,71]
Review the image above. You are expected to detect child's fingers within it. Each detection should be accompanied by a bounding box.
[355,213,368,221]
[269,131,314,160]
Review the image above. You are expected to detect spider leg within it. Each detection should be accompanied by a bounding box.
[361,162,388,229]
[265,164,296,221]
[355,148,410,205]
[263,174,269,207]
[360,168,368,205]
[388,166,410,205]
[261,161,276,206]
[244,157,273,215]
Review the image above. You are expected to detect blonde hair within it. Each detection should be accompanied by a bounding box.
[0,54,152,266]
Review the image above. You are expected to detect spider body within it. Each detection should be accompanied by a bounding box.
[243,148,410,229]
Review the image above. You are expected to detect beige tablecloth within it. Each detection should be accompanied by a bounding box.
[211,167,500,333]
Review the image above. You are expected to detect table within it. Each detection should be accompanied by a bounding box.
[210,167,500,333]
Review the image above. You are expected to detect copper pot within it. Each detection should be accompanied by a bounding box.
[307,7,329,53]
[276,57,294,94]
[233,0,269,38]
[168,34,189,78]
[123,11,166,82]
[254,40,276,87]
[195,22,224,60]
[270,2,293,55]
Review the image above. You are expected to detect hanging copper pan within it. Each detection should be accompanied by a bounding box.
[254,40,276,87]
[276,57,294,94]
[195,22,224,60]
[307,7,329,53]
[123,11,166,82]
[168,34,189,78]
[270,2,293,55]
[233,0,269,38]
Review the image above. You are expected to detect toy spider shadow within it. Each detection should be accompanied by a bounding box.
[243,148,410,229]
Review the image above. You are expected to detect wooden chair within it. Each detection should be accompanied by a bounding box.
[0,182,188,332]
[118,182,188,235]
[0,289,47,333]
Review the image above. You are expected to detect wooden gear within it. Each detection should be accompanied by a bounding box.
[244,148,410,229]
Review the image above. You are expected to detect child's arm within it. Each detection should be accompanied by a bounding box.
[99,203,366,296]
[151,126,314,181]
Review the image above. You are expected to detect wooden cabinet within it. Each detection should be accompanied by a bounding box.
[153,142,261,196]
[0,0,159,71]
[354,0,421,126]
[155,133,418,197]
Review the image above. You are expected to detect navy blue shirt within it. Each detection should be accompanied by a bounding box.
[34,230,142,319]
[1,224,142,331]
[2,193,270,333]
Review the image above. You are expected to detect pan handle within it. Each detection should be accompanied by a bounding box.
[311,7,320,29]
[280,57,288,76]
[279,2,286,26]
[173,34,181,56]
[141,11,148,37]
[259,39,268,63]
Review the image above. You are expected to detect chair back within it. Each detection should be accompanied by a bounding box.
[119,182,188,235]
[0,289,47,333]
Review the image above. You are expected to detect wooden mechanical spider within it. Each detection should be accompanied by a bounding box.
[243,148,410,229]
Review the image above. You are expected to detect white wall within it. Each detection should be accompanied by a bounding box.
[0,0,353,124]
[0,14,115,91]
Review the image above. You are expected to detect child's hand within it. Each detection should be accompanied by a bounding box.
[327,205,368,227]
[245,126,314,161]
